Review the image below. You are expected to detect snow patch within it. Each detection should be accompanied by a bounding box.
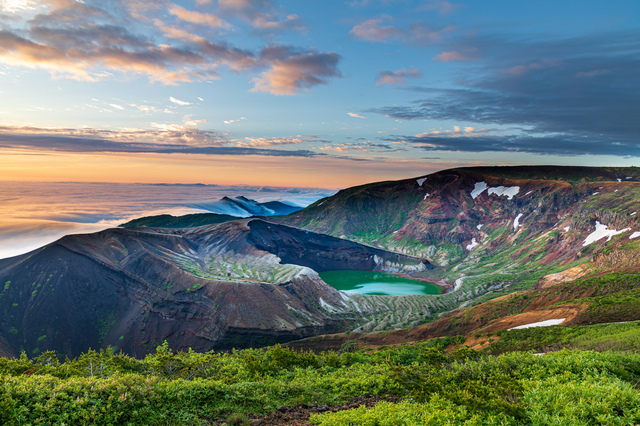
[476,224,484,230]
[631,212,637,216]
[509,318,565,330]
[416,178,427,186]
[488,186,520,200]
[466,238,478,251]
[627,177,632,180]
[615,189,619,193]
[470,181,488,199]
[514,213,523,230]
[563,226,570,232]
[592,192,599,195]
[617,178,622,182]
[582,221,631,246]
[630,232,640,240]
[525,190,533,196]
[423,193,430,200]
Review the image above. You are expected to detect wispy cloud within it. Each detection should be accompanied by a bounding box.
[348,112,366,118]
[349,18,403,43]
[376,67,420,86]
[219,0,306,33]
[350,17,454,45]
[372,32,640,157]
[235,135,317,147]
[168,4,228,28]
[0,124,334,158]
[224,117,246,124]
[418,1,461,15]
[170,96,192,106]
[432,50,475,62]
[319,141,403,154]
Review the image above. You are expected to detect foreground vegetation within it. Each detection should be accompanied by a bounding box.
[1,330,640,425]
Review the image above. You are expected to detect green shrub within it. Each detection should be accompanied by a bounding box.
[310,396,516,425]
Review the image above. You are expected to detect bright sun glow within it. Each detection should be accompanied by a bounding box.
[0,0,34,13]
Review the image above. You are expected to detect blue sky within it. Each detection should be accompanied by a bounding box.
[0,0,639,187]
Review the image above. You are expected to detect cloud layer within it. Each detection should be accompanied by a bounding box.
[373,32,640,156]
[0,0,339,93]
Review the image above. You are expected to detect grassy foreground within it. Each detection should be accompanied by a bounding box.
[1,334,639,425]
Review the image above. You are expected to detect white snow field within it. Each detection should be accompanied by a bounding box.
[509,318,566,330]
[583,221,630,246]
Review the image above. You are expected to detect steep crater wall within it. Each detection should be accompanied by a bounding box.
[246,220,431,273]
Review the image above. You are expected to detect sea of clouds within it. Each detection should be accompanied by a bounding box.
[0,182,334,260]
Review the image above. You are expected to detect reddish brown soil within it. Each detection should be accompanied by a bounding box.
[214,395,400,425]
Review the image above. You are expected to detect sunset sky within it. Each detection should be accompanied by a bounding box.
[0,0,639,188]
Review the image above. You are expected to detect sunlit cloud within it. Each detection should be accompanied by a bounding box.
[153,19,207,43]
[348,112,366,118]
[110,104,125,110]
[169,96,192,106]
[319,141,403,154]
[0,124,336,159]
[251,47,341,95]
[350,17,454,45]
[224,117,246,124]
[0,0,336,91]
[219,0,306,32]
[432,50,474,62]
[0,0,37,13]
[236,136,309,147]
[376,67,420,86]
[168,4,228,28]
[349,18,403,43]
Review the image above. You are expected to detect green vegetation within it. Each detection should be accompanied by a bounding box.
[487,321,640,354]
[1,338,640,425]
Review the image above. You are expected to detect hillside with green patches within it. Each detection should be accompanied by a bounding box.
[279,166,640,310]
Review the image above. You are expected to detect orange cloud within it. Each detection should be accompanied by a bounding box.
[350,18,402,42]
[168,4,228,28]
[0,1,336,91]
[376,67,421,86]
[251,50,340,95]
[433,50,472,62]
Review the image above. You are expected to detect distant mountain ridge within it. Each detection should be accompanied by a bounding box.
[188,196,302,218]
[119,196,304,229]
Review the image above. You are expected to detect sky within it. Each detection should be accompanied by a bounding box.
[0,0,638,189]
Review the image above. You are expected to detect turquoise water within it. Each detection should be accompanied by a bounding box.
[319,270,442,296]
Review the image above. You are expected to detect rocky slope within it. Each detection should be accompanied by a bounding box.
[279,166,640,300]
[5,165,640,358]
[0,219,428,358]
